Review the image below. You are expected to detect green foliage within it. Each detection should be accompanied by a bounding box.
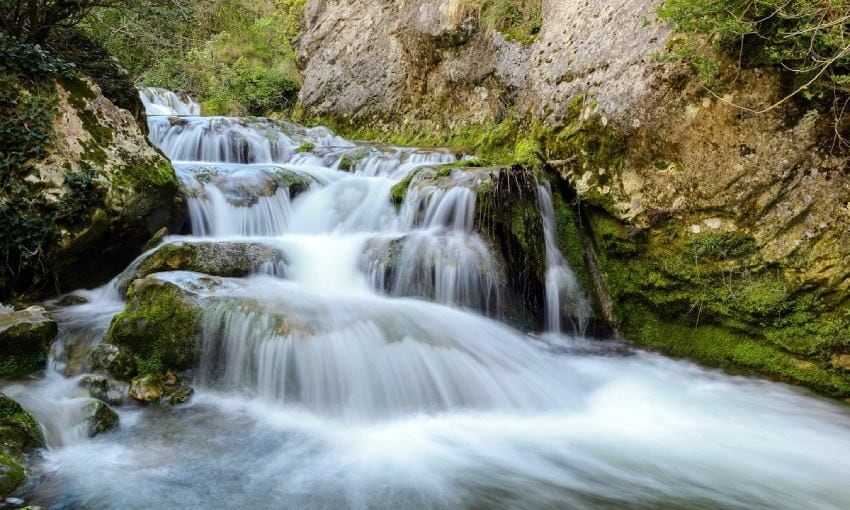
[0,35,70,296]
[658,0,850,142]
[0,0,126,43]
[85,0,306,116]
[449,0,543,44]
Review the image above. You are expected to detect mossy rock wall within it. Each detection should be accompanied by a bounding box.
[582,207,850,397]
[0,70,187,298]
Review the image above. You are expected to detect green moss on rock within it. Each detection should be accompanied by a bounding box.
[586,208,850,396]
[105,278,202,374]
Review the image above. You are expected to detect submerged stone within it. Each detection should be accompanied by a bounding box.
[0,307,57,377]
[56,294,89,307]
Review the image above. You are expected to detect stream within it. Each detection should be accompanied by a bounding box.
[5,89,850,509]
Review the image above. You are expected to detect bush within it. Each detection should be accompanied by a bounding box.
[0,0,125,43]
[658,0,850,145]
[448,0,542,44]
[85,0,305,116]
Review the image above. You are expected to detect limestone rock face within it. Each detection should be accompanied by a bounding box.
[298,0,667,127]
[0,306,57,376]
[2,75,187,298]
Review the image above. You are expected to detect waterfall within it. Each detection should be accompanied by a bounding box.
[537,183,591,334]
[12,88,850,510]
[139,87,200,116]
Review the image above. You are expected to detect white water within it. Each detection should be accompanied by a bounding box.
[537,183,591,334]
[6,91,850,509]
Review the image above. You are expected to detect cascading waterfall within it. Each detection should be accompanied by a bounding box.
[8,89,850,510]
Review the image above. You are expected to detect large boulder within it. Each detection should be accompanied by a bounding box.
[0,395,44,498]
[0,68,187,298]
[0,306,57,376]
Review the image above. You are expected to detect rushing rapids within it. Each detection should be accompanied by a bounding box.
[4,87,850,509]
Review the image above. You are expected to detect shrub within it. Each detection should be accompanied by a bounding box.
[658,0,850,146]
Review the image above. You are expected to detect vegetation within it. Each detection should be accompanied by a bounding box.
[658,0,850,147]
[448,0,542,44]
[83,0,305,116]
[0,33,76,296]
[0,0,124,42]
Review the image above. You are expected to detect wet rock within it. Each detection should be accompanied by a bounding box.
[79,375,127,406]
[125,242,287,291]
[166,387,194,406]
[56,294,89,307]
[89,344,137,381]
[0,307,57,376]
[83,400,119,437]
[129,374,165,404]
[0,395,44,498]
[0,461,24,501]
[106,275,206,374]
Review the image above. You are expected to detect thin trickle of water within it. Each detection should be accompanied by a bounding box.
[537,183,591,334]
[11,89,850,510]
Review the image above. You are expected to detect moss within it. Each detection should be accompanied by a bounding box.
[105,280,201,373]
[0,453,24,497]
[295,142,315,153]
[587,208,850,396]
[390,169,422,206]
[338,148,370,171]
[0,353,48,378]
[0,395,44,457]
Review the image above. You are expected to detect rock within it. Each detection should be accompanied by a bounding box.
[79,374,127,406]
[123,241,287,293]
[0,307,57,376]
[0,395,44,498]
[0,460,24,502]
[105,275,206,374]
[0,73,187,298]
[83,400,119,437]
[89,344,137,381]
[166,387,194,406]
[56,294,89,307]
[129,374,165,404]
